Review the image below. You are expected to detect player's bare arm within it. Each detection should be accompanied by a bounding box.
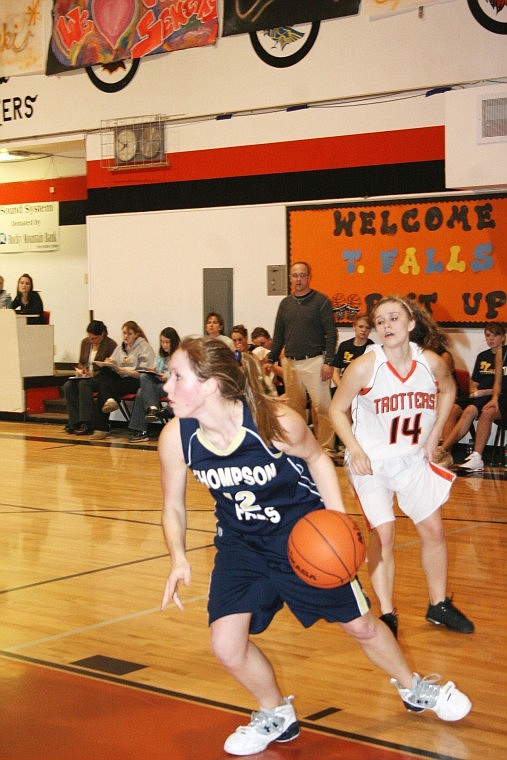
[425,351,457,460]
[159,418,191,611]
[330,352,375,475]
[274,405,346,512]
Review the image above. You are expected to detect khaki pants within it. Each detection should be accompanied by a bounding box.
[282,355,335,453]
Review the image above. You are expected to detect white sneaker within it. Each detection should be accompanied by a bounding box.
[224,696,300,756]
[392,673,471,722]
[101,397,119,414]
[458,452,484,472]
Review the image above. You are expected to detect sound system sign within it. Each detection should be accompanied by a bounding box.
[0,202,59,252]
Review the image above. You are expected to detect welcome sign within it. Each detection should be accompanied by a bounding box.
[287,194,507,325]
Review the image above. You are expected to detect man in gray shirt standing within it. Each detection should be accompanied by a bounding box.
[266,260,337,458]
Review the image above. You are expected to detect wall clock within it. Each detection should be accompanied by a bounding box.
[140,123,164,160]
[115,126,138,163]
[110,120,166,168]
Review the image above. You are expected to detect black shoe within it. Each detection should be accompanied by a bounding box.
[130,431,149,443]
[75,424,92,436]
[426,596,474,633]
[63,424,75,434]
[144,405,161,423]
[380,609,398,639]
[158,407,174,423]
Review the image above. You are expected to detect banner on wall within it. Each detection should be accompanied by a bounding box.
[362,0,456,20]
[47,0,218,74]
[0,0,50,77]
[0,202,59,252]
[287,195,507,325]
[222,0,360,36]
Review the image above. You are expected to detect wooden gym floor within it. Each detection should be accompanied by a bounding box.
[0,420,505,759]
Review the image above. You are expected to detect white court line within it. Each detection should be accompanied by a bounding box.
[4,593,209,652]
[396,522,483,549]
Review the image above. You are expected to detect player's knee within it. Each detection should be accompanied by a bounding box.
[420,521,445,545]
[341,612,377,643]
[210,632,244,671]
[371,524,395,551]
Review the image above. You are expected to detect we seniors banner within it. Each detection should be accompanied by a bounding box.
[0,202,59,252]
[48,0,218,73]
[287,195,507,325]
[222,0,360,36]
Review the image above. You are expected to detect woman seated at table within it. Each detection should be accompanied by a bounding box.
[10,273,45,324]
[90,320,155,440]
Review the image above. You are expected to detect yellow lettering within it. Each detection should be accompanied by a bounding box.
[399,247,421,275]
[446,245,466,272]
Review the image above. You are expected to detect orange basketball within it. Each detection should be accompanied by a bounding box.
[287,510,366,588]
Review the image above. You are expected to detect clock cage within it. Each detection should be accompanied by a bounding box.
[101,115,168,170]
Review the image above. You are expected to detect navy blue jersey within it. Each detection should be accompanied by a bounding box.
[332,337,374,371]
[471,348,497,389]
[179,401,323,538]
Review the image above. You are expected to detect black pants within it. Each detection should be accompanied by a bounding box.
[63,377,99,427]
[92,368,140,431]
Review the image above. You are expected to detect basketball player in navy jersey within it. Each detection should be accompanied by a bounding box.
[330,296,474,640]
[159,336,471,756]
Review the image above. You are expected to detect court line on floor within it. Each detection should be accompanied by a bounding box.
[397,522,484,549]
[4,593,209,652]
[0,652,461,760]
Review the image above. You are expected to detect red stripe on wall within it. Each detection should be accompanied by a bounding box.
[0,175,87,205]
[87,127,445,190]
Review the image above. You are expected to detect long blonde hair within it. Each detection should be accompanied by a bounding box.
[180,336,289,446]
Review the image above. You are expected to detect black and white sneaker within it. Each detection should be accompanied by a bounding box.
[129,431,149,443]
[224,696,300,756]
[392,673,471,721]
[426,596,474,633]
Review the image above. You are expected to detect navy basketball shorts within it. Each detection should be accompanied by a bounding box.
[456,394,492,413]
[208,532,370,635]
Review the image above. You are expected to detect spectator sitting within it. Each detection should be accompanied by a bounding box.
[90,320,155,440]
[230,324,251,355]
[128,326,181,443]
[63,320,117,435]
[10,273,44,324]
[434,322,506,469]
[251,326,285,395]
[331,312,374,393]
[459,334,506,472]
[251,326,272,348]
[0,275,12,308]
[204,311,234,350]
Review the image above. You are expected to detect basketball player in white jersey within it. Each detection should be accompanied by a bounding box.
[331,296,474,639]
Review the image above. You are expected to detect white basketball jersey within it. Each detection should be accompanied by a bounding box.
[351,342,438,461]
